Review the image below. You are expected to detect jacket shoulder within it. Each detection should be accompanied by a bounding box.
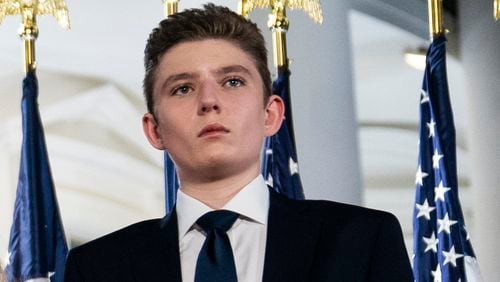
[71,218,163,254]
[64,218,165,281]
[273,190,398,225]
[291,198,412,281]
[297,198,405,243]
[307,198,398,222]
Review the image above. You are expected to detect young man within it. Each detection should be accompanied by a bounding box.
[64,4,413,281]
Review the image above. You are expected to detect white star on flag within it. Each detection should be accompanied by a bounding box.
[432,149,444,169]
[289,157,299,176]
[427,119,436,138]
[5,251,11,266]
[415,165,429,186]
[434,181,451,202]
[431,263,442,282]
[442,245,464,267]
[437,213,458,234]
[265,148,273,155]
[416,199,436,220]
[266,173,274,187]
[422,232,439,253]
[420,89,430,104]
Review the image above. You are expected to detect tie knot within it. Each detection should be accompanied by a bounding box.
[196,210,239,233]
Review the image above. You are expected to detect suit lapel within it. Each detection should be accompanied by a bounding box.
[262,190,322,282]
[131,209,182,282]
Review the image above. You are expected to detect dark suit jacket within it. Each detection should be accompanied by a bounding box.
[65,190,413,281]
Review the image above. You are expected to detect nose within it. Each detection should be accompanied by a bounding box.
[197,82,221,115]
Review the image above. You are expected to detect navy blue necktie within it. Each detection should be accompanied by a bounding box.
[195,210,239,282]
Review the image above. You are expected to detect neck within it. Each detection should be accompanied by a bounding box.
[179,164,260,209]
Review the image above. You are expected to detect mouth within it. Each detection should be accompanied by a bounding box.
[198,123,230,138]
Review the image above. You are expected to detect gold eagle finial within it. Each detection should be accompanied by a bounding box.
[239,0,322,68]
[0,0,70,72]
[0,0,70,29]
[239,0,323,24]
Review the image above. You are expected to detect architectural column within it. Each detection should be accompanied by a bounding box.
[458,0,500,280]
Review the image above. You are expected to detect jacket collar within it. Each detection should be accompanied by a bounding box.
[129,189,322,282]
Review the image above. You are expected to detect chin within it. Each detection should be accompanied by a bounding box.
[202,157,234,171]
[194,162,236,181]
[199,156,250,177]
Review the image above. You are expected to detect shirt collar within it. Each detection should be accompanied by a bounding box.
[176,175,269,239]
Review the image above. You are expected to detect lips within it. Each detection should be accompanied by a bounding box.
[198,123,230,137]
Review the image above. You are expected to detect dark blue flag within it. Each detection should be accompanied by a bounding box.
[262,67,305,200]
[164,152,179,213]
[412,36,482,282]
[5,72,68,281]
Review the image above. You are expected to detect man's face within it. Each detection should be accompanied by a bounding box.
[143,39,283,182]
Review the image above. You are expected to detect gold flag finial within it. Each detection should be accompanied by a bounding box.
[238,0,323,68]
[0,0,70,72]
[239,0,323,24]
[163,0,179,17]
[495,0,499,21]
[427,0,445,40]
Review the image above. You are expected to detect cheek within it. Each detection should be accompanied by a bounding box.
[240,108,267,143]
[155,98,189,133]
[156,111,185,143]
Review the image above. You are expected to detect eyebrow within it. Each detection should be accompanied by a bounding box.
[215,65,253,77]
[160,72,198,93]
[159,64,254,92]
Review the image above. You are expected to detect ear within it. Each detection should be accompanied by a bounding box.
[264,95,285,136]
[142,113,166,150]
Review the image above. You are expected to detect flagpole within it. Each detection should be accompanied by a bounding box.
[0,0,70,73]
[495,0,499,21]
[269,1,289,69]
[19,8,38,73]
[427,0,445,40]
[163,0,179,17]
[238,0,249,17]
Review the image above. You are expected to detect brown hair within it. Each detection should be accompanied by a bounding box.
[143,3,272,114]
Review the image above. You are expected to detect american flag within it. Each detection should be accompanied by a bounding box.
[262,67,305,200]
[412,35,482,282]
[5,72,68,282]
[164,152,179,214]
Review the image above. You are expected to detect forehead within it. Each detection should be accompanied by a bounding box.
[156,39,259,78]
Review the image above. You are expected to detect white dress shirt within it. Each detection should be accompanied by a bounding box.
[176,175,269,282]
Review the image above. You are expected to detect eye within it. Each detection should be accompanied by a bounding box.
[172,85,192,96]
[224,77,245,88]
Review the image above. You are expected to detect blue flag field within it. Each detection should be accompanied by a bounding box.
[5,72,68,282]
[164,152,179,214]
